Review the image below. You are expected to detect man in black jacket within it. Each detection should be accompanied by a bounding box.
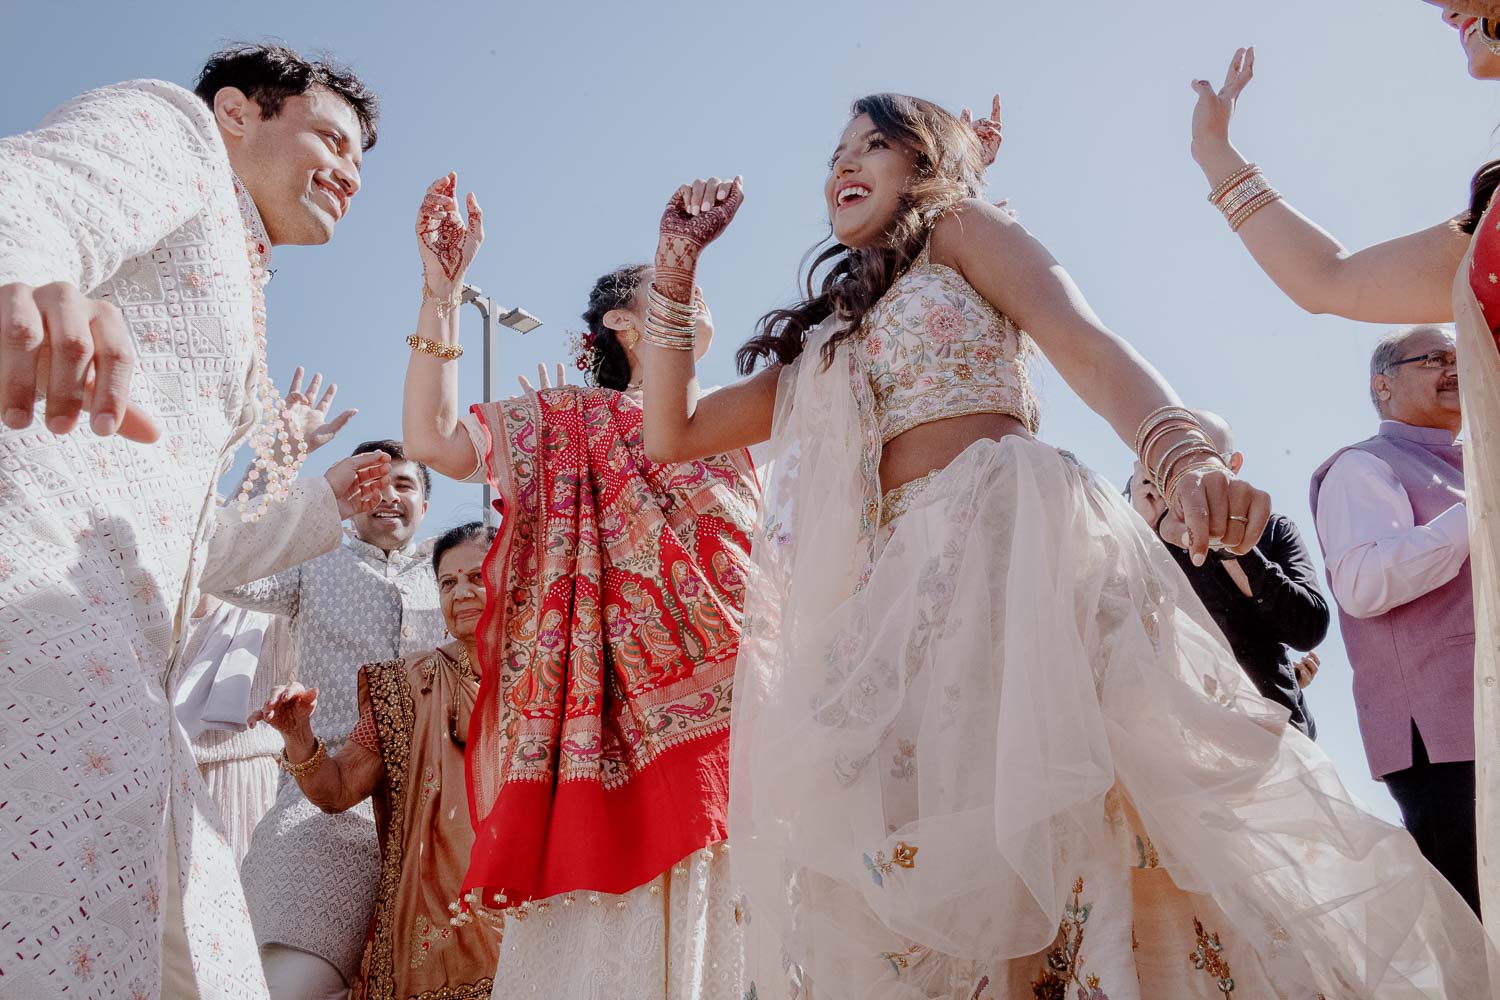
[1128,410,1329,737]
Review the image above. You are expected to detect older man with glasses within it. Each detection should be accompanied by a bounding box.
[1309,323,1480,914]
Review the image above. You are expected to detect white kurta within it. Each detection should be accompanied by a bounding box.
[0,80,342,998]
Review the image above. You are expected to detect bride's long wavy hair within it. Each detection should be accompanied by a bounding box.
[735,93,985,373]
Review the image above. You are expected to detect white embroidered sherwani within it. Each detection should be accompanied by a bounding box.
[0,80,343,998]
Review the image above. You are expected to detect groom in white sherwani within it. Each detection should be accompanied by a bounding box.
[0,44,389,997]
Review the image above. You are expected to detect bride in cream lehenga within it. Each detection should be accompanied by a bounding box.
[630,92,1494,998]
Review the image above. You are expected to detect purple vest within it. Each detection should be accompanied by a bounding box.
[1309,421,1473,778]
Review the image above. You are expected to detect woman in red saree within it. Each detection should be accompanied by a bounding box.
[401,176,758,998]
[1187,14,1500,938]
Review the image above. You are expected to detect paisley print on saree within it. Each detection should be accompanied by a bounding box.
[464,387,758,907]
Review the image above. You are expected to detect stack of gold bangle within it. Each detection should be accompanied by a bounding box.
[407,333,463,360]
[1208,164,1282,233]
[643,283,697,351]
[1133,405,1227,510]
[280,736,326,778]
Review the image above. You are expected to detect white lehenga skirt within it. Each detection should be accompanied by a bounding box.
[729,349,1493,1000]
[490,842,744,999]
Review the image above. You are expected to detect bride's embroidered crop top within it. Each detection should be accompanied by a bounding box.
[859,241,1040,444]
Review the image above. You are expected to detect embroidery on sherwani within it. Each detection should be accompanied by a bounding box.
[1030,878,1111,1000]
[359,655,494,1000]
[463,387,758,907]
[1188,917,1236,997]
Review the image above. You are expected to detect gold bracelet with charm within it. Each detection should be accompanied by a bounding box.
[423,281,463,320]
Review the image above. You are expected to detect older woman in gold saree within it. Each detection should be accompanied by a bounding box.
[1187,10,1500,947]
[251,521,501,1000]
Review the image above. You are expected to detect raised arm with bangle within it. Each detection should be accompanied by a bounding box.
[401,173,488,482]
[1189,47,1469,322]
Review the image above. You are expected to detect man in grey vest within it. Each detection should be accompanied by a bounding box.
[1310,324,1478,915]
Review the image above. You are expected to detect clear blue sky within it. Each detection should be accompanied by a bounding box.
[5,0,1495,819]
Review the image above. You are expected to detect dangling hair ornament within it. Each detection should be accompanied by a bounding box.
[568,329,599,375]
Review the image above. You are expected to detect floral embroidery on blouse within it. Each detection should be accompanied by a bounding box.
[860,245,1040,445]
[1031,877,1110,1000]
[1189,917,1236,996]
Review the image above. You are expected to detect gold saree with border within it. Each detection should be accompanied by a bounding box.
[353,650,500,1000]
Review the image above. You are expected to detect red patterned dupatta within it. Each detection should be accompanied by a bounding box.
[461,387,758,909]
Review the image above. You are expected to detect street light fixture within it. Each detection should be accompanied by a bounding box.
[461,283,543,525]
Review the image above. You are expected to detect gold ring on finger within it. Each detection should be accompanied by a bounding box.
[1228,515,1249,523]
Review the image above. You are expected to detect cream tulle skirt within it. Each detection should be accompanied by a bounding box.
[730,430,1492,1000]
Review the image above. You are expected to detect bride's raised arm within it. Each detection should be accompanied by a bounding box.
[401,173,488,482]
[935,198,1271,562]
[640,176,779,464]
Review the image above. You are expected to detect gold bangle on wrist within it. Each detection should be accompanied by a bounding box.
[1163,458,1227,511]
[647,282,696,320]
[407,333,463,360]
[280,736,326,778]
[1133,405,1197,455]
[1155,443,1220,493]
[641,328,697,351]
[1229,189,1283,232]
[1208,163,1259,204]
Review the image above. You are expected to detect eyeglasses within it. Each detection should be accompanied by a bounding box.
[1384,350,1457,372]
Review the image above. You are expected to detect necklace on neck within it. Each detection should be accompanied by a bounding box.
[446,646,478,748]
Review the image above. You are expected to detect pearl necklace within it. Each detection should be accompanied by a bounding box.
[232,184,307,523]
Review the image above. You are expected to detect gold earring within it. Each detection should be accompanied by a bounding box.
[619,326,642,350]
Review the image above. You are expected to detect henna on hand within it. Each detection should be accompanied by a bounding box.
[655,181,744,301]
[655,233,702,302]
[421,208,467,283]
[415,175,482,288]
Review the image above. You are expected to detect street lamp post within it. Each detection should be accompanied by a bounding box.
[461,283,543,526]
